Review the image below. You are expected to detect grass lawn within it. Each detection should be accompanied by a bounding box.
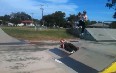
[1,27,77,41]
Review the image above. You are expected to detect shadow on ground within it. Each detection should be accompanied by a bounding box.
[49,48,98,73]
[59,57,98,73]
[49,48,70,57]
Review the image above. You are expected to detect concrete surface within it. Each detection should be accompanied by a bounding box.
[0,28,77,73]
[0,27,116,73]
[0,44,78,73]
[0,28,23,44]
[68,40,116,72]
[84,28,116,41]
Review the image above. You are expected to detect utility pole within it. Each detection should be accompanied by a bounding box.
[40,4,44,26]
[31,13,34,24]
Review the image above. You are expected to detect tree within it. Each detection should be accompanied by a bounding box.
[43,14,55,27]
[90,21,97,25]
[110,21,116,28]
[10,12,31,20]
[106,0,116,18]
[10,18,21,25]
[53,11,66,27]
[43,11,66,27]
[8,12,32,26]
[0,12,40,26]
[0,15,10,26]
[4,15,10,21]
[66,14,77,28]
[67,14,77,23]
[98,21,103,23]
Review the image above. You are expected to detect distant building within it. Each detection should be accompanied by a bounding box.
[17,23,24,26]
[21,20,34,26]
[88,23,109,28]
[8,23,14,26]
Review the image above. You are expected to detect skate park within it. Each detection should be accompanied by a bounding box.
[0,26,116,73]
[0,0,116,72]
[68,27,116,73]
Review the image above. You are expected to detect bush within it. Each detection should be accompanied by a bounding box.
[110,21,116,28]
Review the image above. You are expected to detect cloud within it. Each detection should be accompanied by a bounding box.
[45,0,68,3]
[0,0,78,19]
[44,4,78,15]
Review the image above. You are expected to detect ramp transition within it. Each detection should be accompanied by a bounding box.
[70,47,116,72]
[0,28,23,44]
[58,40,116,73]
[84,28,116,42]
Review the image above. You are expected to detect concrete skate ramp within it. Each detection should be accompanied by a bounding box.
[84,28,116,42]
[59,47,116,73]
[59,41,116,73]
[0,28,23,44]
[71,48,115,71]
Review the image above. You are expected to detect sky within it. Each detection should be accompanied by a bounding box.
[0,0,115,21]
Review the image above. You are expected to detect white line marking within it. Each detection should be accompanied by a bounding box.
[55,59,63,64]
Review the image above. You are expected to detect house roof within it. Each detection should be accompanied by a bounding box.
[22,20,33,23]
[88,23,109,28]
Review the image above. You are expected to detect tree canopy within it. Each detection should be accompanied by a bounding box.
[0,11,93,28]
[106,0,116,18]
[0,12,39,26]
[10,12,32,24]
[43,11,66,27]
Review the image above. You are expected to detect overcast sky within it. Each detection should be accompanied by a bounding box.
[0,0,115,21]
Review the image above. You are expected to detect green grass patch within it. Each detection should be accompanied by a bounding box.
[1,27,77,41]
